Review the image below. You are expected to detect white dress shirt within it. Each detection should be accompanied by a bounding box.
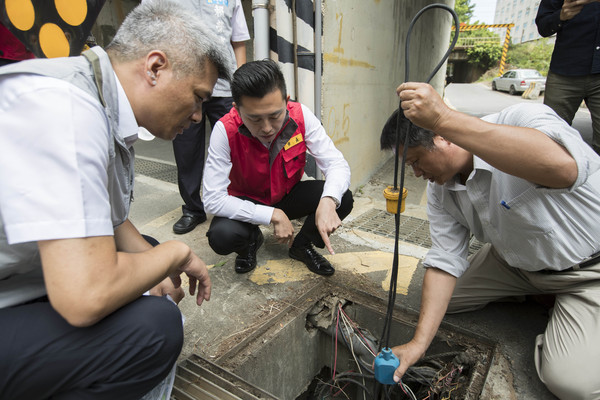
[203,104,351,226]
[0,73,139,244]
[424,103,600,277]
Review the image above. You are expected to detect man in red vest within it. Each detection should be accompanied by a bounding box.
[203,59,353,275]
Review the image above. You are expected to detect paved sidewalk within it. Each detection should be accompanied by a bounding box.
[131,138,557,399]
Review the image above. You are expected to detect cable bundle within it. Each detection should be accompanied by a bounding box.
[376,3,460,397]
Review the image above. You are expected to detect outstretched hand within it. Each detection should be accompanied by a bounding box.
[173,252,212,306]
[315,196,342,255]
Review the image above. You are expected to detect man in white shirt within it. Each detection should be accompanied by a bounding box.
[0,1,230,398]
[381,82,600,400]
[203,60,353,276]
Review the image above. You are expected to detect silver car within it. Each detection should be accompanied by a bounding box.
[492,69,546,95]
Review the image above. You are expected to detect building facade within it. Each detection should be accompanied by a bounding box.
[494,0,544,43]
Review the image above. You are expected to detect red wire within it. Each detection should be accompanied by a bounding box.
[339,305,376,355]
[333,381,351,397]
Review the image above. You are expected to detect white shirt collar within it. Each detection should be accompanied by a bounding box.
[113,72,154,146]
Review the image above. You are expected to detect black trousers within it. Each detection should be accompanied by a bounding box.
[206,180,354,255]
[0,295,183,400]
[172,96,233,216]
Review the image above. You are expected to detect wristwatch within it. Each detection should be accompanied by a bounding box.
[325,196,340,208]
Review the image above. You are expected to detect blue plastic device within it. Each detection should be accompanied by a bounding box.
[374,347,400,385]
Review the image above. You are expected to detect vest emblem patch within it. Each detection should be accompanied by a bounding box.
[284,133,304,150]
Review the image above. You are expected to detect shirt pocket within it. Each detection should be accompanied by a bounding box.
[282,143,306,180]
[496,186,555,235]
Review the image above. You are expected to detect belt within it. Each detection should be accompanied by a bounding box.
[540,251,600,273]
[560,251,600,272]
[575,251,600,270]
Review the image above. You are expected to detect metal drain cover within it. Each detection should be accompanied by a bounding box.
[135,158,178,184]
[348,208,484,255]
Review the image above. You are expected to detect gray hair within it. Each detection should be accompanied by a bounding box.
[106,0,230,80]
[380,108,436,151]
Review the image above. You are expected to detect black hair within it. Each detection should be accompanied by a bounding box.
[380,108,437,151]
[232,59,287,106]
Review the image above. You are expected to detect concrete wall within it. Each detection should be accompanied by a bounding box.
[91,0,454,192]
[320,0,454,190]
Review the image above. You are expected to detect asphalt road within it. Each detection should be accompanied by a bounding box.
[444,82,594,146]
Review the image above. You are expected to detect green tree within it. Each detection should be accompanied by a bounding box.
[463,28,503,70]
[467,41,503,70]
[506,38,554,74]
[454,0,475,24]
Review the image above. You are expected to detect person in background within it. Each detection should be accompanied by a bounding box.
[382,82,600,400]
[203,60,354,276]
[536,0,600,154]
[171,0,250,234]
[0,1,230,398]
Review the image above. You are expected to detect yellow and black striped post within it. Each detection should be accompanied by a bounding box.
[498,24,513,76]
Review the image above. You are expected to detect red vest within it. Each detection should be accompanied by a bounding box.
[221,102,307,205]
[0,23,35,61]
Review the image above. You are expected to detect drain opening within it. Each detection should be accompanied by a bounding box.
[175,287,494,400]
[300,295,485,399]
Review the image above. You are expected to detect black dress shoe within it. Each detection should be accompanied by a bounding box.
[173,213,207,234]
[289,244,335,276]
[235,230,264,273]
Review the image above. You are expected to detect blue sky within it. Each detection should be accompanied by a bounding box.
[471,0,497,24]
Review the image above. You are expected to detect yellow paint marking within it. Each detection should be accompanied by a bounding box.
[323,53,375,69]
[249,251,418,295]
[380,256,418,295]
[143,207,182,229]
[329,252,418,295]
[333,137,350,146]
[251,259,313,285]
[334,13,344,54]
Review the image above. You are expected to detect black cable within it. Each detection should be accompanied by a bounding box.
[316,376,373,399]
[335,371,376,380]
[420,351,463,362]
[380,3,460,353]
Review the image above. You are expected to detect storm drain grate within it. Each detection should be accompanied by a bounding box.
[348,208,484,255]
[135,158,178,184]
[348,209,433,248]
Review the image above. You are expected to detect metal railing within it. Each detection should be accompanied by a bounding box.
[455,36,502,47]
